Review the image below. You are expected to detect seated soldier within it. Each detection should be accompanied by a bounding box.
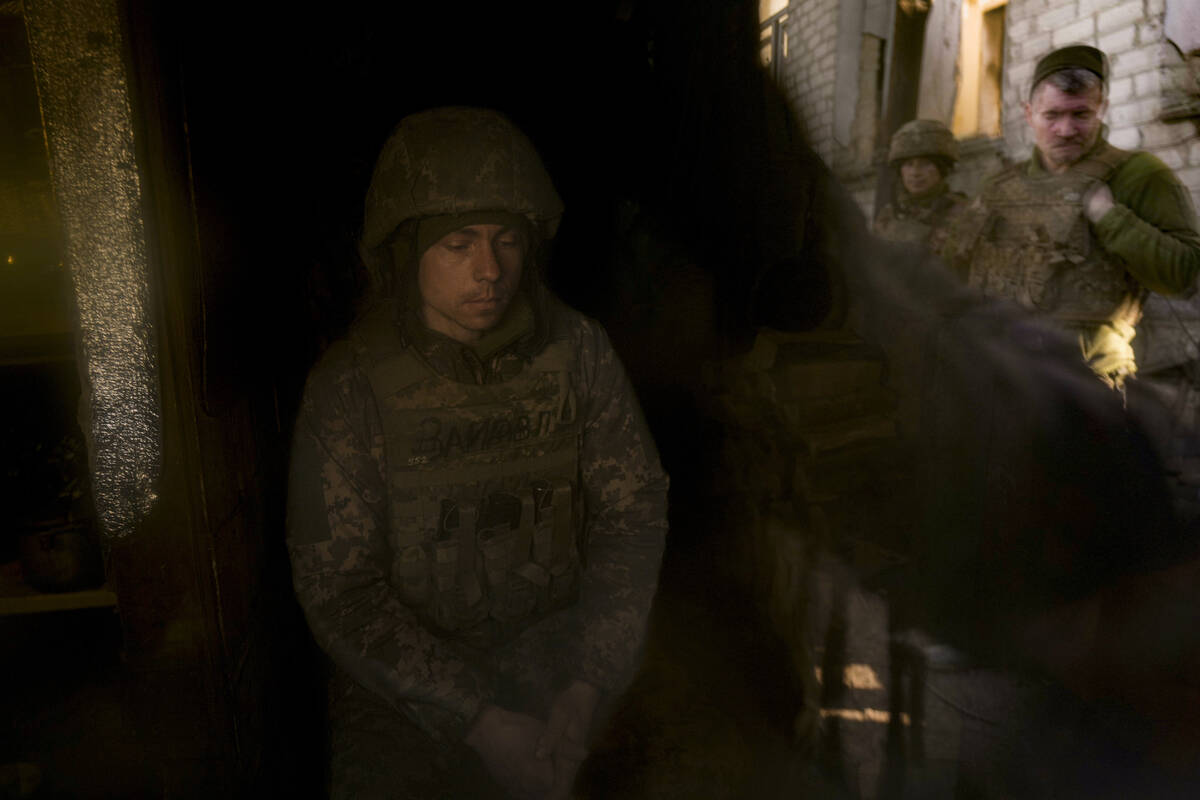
[286,107,669,799]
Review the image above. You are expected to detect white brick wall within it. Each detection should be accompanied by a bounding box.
[1175,166,1200,192]
[1039,4,1082,31]
[1079,0,1123,15]
[1134,68,1162,96]
[1141,121,1193,150]
[1097,1,1146,32]
[1108,75,1134,103]
[1053,17,1098,47]
[1108,96,1160,127]
[779,0,843,165]
[1112,44,1157,75]
[1008,16,1035,40]
[1018,32,1055,63]
[1098,25,1136,54]
[1108,125,1142,148]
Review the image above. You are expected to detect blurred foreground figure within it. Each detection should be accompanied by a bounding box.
[286,107,668,799]
[840,93,1200,792]
[873,119,967,255]
[944,45,1200,390]
[855,212,1200,799]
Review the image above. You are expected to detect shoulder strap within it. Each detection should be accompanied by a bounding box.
[535,340,575,373]
[1071,140,1135,184]
[351,302,432,399]
[980,162,1024,201]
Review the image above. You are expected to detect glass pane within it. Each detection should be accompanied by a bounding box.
[0,9,69,360]
[0,7,96,592]
[759,0,788,24]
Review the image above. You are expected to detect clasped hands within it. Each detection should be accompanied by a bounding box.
[465,680,601,800]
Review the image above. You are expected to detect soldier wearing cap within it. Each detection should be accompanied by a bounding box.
[873,119,968,254]
[944,44,1200,389]
[285,107,668,798]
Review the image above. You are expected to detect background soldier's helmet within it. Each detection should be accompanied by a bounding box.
[887,119,959,167]
[361,106,564,253]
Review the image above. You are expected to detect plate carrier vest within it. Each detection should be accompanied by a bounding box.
[354,307,584,651]
[966,141,1144,329]
[876,192,963,248]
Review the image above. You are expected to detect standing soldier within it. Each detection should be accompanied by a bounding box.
[286,107,669,798]
[944,45,1200,390]
[873,119,968,255]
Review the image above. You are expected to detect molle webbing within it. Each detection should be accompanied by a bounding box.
[353,307,583,645]
[386,434,578,491]
[968,140,1141,323]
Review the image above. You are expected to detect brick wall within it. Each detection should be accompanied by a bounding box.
[779,0,843,164]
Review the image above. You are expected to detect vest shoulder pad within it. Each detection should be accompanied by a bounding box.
[349,303,431,396]
[536,340,575,372]
[1072,141,1135,183]
[980,163,1024,197]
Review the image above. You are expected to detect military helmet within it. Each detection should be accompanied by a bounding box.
[887,119,959,166]
[361,107,564,252]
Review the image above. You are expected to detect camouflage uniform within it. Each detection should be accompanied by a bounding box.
[873,184,968,253]
[286,108,669,797]
[873,120,967,255]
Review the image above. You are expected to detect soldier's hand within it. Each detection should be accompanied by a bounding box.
[538,680,601,799]
[1080,319,1137,390]
[1083,182,1116,223]
[464,704,555,799]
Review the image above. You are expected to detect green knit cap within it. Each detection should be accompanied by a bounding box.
[1032,45,1109,91]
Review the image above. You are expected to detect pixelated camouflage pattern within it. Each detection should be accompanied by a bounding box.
[350,301,586,650]
[953,141,1143,325]
[873,186,968,253]
[286,296,668,745]
[360,107,564,253]
[887,119,959,166]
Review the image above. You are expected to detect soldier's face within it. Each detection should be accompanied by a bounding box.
[1024,82,1107,173]
[900,157,942,196]
[417,223,526,343]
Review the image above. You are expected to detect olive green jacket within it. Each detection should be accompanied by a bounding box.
[1025,142,1200,296]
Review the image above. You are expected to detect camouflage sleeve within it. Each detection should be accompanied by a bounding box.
[1096,152,1200,296]
[563,315,669,693]
[286,346,495,742]
[871,203,894,236]
[927,194,970,260]
[938,192,992,279]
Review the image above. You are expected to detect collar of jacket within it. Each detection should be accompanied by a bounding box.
[399,292,541,383]
[898,180,949,211]
[1028,132,1111,176]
